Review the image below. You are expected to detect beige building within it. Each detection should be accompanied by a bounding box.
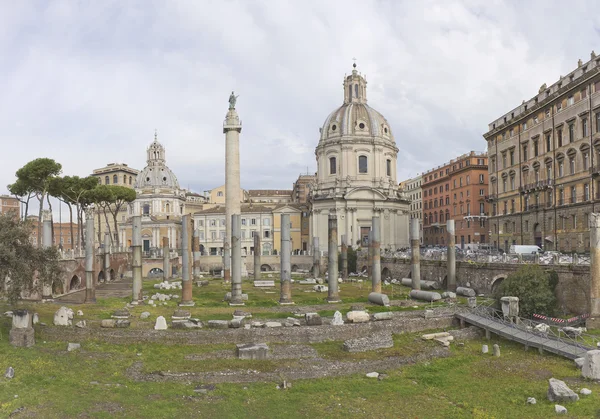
[0,195,20,218]
[310,64,410,250]
[292,174,316,204]
[193,204,274,256]
[248,189,292,204]
[399,175,423,243]
[206,184,248,206]
[92,163,139,187]
[484,51,600,253]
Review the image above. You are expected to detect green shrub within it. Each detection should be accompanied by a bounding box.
[494,264,557,318]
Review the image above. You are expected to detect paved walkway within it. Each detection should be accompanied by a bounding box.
[457,311,592,359]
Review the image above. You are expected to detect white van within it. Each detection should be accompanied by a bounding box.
[509,245,542,255]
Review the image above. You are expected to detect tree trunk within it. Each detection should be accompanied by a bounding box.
[37,193,44,248]
[46,194,55,246]
[103,206,113,247]
[112,212,121,248]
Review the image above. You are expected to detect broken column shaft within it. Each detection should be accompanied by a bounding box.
[180,214,194,306]
[371,216,381,293]
[446,219,456,292]
[327,214,340,302]
[85,210,96,303]
[103,233,111,282]
[279,213,293,304]
[162,237,170,281]
[132,215,142,303]
[230,214,244,305]
[254,234,261,280]
[410,218,421,290]
[341,234,348,282]
[223,241,231,283]
[312,237,320,278]
[193,229,201,280]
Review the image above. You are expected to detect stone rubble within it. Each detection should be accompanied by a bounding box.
[140,312,151,319]
[366,372,379,378]
[343,332,393,353]
[236,343,269,360]
[76,310,84,316]
[554,405,567,414]
[331,311,344,326]
[32,313,39,325]
[482,344,489,354]
[53,307,73,326]
[67,343,81,352]
[208,320,230,329]
[373,312,393,321]
[305,313,322,326]
[547,378,579,402]
[5,367,14,379]
[580,388,592,396]
[101,319,116,328]
[526,397,536,405]
[75,320,87,328]
[493,344,500,357]
[346,311,370,323]
[154,316,168,330]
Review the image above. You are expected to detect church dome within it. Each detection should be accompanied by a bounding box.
[135,133,180,190]
[319,64,394,145]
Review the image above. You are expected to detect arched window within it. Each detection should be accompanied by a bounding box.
[358,155,368,173]
[329,157,337,174]
[348,85,352,101]
[129,176,132,185]
[113,174,118,184]
[105,176,109,184]
[123,175,127,184]
[354,84,358,98]
[386,159,392,176]
[166,203,170,213]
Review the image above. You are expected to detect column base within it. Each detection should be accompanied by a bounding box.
[130,301,141,306]
[278,301,295,306]
[179,301,196,307]
[586,317,600,330]
[327,298,342,303]
[9,328,35,347]
[229,302,245,307]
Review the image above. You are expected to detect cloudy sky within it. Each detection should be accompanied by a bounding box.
[1,0,600,205]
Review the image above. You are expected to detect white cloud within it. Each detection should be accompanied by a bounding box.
[1,0,599,204]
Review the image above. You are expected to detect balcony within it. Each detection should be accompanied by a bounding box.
[464,212,488,220]
[519,179,554,194]
[485,194,497,202]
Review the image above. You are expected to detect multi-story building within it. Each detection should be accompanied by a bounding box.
[26,214,77,250]
[484,52,600,253]
[248,189,292,204]
[0,195,20,218]
[399,175,423,243]
[291,174,316,204]
[92,163,139,188]
[422,151,489,248]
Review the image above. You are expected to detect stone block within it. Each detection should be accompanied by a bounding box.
[9,328,35,348]
[229,318,244,328]
[236,343,269,360]
[154,316,168,330]
[582,349,600,380]
[493,344,500,357]
[409,290,442,302]
[580,388,592,396]
[115,320,131,328]
[368,292,390,306]
[547,378,579,402]
[422,332,450,340]
[75,320,87,328]
[343,332,393,352]
[11,310,32,329]
[208,320,230,329]
[456,287,476,297]
[254,280,275,287]
[305,312,322,326]
[331,311,344,325]
[285,317,301,326]
[441,292,456,299]
[263,322,282,328]
[500,296,519,318]
[101,319,116,328]
[346,311,370,323]
[195,280,209,287]
[53,306,73,326]
[140,312,151,319]
[424,309,434,319]
[298,279,317,285]
[366,372,379,378]
[5,367,14,379]
[67,343,81,352]
[111,309,130,319]
[555,405,567,414]
[313,285,328,292]
[373,312,393,321]
[172,310,191,320]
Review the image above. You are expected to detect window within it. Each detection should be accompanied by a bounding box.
[105,176,109,184]
[557,129,563,147]
[546,134,551,152]
[479,174,484,183]
[584,152,589,170]
[510,199,515,213]
[241,218,246,225]
[510,176,515,190]
[143,204,150,215]
[217,191,223,197]
[198,220,204,227]
[597,112,600,133]
[571,186,576,203]
[123,175,127,183]
[480,188,484,196]
[502,178,507,192]
[210,219,216,226]
[386,159,392,177]
[568,124,574,143]
[567,95,574,106]
[559,188,564,205]
[251,218,256,225]
[263,218,270,226]
[358,156,368,173]
[219,231,225,240]
[502,153,507,168]
[113,175,118,184]
[480,202,485,214]
[264,230,270,238]
[583,119,588,137]
[510,150,515,165]
[546,164,552,180]
[129,176,132,185]
[329,157,337,174]
[220,219,226,226]
[585,183,590,201]
[522,145,528,161]
[559,161,564,177]
[445,184,449,191]
[569,157,575,175]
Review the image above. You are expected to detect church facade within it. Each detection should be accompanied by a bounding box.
[309,65,410,251]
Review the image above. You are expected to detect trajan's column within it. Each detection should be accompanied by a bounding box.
[224,92,242,245]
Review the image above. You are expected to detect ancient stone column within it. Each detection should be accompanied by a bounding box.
[371,217,381,293]
[312,237,320,278]
[85,210,96,303]
[446,219,456,292]
[224,101,242,246]
[41,210,53,299]
[180,214,194,306]
[192,229,201,280]
[230,214,244,305]
[327,215,341,302]
[223,241,231,283]
[131,215,142,303]
[162,237,170,281]
[341,234,348,282]
[279,213,293,304]
[254,234,261,280]
[410,218,421,291]
[589,214,600,328]
[103,233,111,282]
